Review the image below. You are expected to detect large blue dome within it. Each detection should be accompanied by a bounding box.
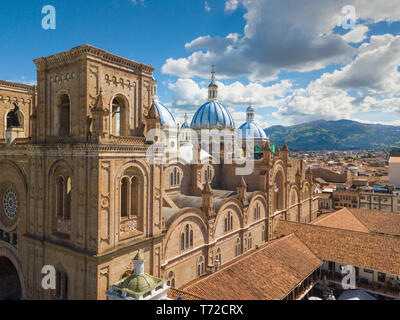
[191,101,235,129]
[239,121,267,139]
[153,101,177,127]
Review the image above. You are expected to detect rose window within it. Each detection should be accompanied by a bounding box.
[3,187,18,220]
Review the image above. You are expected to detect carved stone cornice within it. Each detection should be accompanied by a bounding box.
[0,80,36,94]
[33,44,154,75]
[0,142,151,155]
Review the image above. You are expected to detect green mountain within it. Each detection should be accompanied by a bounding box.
[264,120,400,151]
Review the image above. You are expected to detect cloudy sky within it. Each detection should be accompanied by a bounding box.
[1,0,400,127]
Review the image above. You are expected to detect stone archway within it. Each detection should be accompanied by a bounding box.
[0,246,26,300]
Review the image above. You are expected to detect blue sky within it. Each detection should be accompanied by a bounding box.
[1,0,400,128]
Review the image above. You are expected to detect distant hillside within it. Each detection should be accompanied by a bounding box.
[264,120,400,151]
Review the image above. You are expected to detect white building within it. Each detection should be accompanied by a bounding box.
[389,157,400,188]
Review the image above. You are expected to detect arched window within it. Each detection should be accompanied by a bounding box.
[119,170,142,234]
[167,271,175,288]
[235,239,241,257]
[57,94,71,136]
[180,224,193,252]
[224,212,233,233]
[180,233,185,251]
[55,271,68,300]
[248,233,253,250]
[205,166,212,182]
[215,249,222,265]
[55,175,71,220]
[197,256,205,277]
[170,167,181,187]
[254,203,261,220]
[52,166,72,237]
[65,177,71,219]
[185,224,190,249]
[56,176,64,218]
[120,176,140,220]
[6,109,23,129]
[121,177,129,218]
[111,96,128,136]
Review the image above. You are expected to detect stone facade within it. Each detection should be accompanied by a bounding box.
[0,45,319,300]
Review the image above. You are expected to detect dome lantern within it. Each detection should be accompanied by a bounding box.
[208,64,218,102]
[246,102,255,122]
[239,103,267,140]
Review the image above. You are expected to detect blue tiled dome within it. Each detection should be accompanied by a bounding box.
[153,101,177,127]
[191,101,235,129]
[239,121,267,139]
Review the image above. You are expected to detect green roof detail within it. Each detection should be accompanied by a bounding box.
[122,273,156,293]
[112,273,165,298]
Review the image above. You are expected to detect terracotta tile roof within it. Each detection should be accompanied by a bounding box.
[274,221,400,275]
[167,288,203,300]
[315,177,328,184]
[181,234,322,300]
[312,208,370,233]
[348,208,400,237]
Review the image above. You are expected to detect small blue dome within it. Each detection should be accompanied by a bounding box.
[153,101,177,127]
[191,101,235,129]
[239,121,267,139]
[181,122,189,128]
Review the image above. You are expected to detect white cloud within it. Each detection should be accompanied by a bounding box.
[204,1,211,12]
[131,0,145,6]
[168,78,292,108]
[342,25,369,43]
[163,0,400,82]
[322,34,400,94]
[225,0,239,12]
[167,33,400,126]
[273,34,400,124]
[351,118,400,126]
[161,0,400,126]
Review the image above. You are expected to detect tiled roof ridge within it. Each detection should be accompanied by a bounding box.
[280,220,396,241]
[183,234,303,290]
[313,208,372,233]
[347,208,400,238]
[311,208,347,224]
[168,288,204,300]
